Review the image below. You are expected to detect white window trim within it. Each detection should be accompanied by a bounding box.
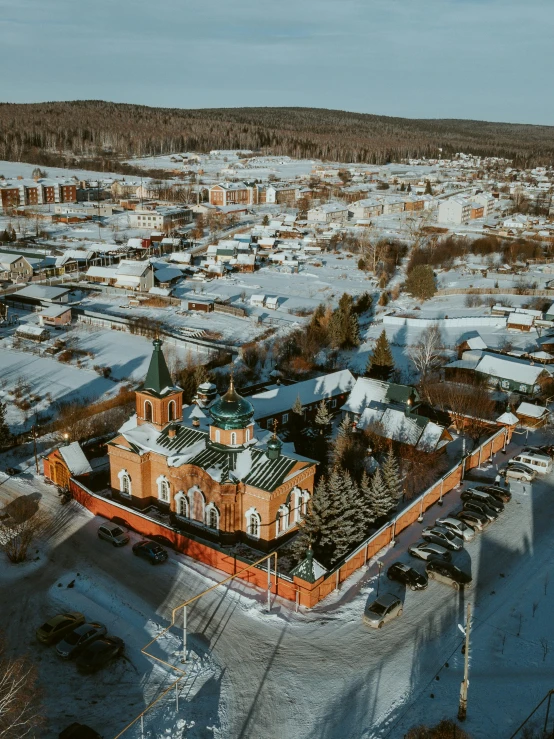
[168,399,176,422]
[144,400,153,422]
[174,490,189,518]
[282,413,289,423]
[215,429,221,443]
[276,504,290,537]
[187,485,205,522]
[205,502,220,530]
[245,507,261,540]
[230,432,237,446]
[117,469,132,497]
[156,474,170,503]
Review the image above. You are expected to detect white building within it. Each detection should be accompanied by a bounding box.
[437,197,472,224]
[348,198,384,219]
[473,193,496,216]
[128,207,192,231]
[307,203,349,224]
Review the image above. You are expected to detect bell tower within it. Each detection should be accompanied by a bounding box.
[136,338,183,431]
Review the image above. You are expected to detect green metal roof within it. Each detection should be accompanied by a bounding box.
[142,339,176,397]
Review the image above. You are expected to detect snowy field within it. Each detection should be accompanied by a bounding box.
[1,434,553,739]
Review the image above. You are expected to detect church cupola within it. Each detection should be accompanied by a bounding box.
[266,425,282,461]
[208,373,255,447]
[136,338,183,430]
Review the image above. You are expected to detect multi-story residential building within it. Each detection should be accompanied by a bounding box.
[348,198,384,219]
[473,193,496,216]
[0,185,20,210]
[437,197,473,224]
[307,202,349,223]
[128,207,193,231]
[209,182,257,207]
[265,185,298,206]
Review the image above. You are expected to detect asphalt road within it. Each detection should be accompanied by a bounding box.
[0,451,551,739]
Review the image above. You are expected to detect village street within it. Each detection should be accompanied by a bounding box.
[1,437,554,739]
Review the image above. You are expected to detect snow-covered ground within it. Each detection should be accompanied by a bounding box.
[1,434,553,739]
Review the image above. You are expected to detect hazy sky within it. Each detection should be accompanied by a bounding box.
[1,0,553,124]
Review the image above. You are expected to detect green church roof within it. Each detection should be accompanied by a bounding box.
[210,376,254,430]
[143,339,177,397]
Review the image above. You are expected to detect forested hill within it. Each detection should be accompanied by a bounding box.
[1,101,553,169]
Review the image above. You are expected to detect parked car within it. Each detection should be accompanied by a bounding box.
[463,499,499,521]
[59,723,102,739]
[132,540,168,564]
[455,510,488,531]
[500,464,536,483]
[461,488,504,513]
[435,516,475,542]
[36,612,85,645]
[511,452,552,475]
[426,560,472,590]
[421,526,463,551]
[97,522,130,547]
[476,485,511,503]
[386,562,428,591]
[56,622,107,659]
[408,542,452,562]
[77,636,125,673]
[363,593,403,628]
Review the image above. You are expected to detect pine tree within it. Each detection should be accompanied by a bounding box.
[360,470,376,530]
[407,183,412,193]
[262,214,270,226]
[0,402,13,451]
[381,447,402,505]
[328,293,360,350]
[293,475,339,566]
[400,182,406,192]
[329,467,365,561]
[366,330,394,380]
[405,265,436,300]
[314,399,332,429]
[337,413,352,438]
[424,180,433,195]
[292,394,304,417]
[368,469,394,519]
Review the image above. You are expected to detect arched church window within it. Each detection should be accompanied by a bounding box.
[144,400,153,423]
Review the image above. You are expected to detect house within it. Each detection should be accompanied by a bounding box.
[266,297,279,310]
[209,182,257,207]
[341,377,419,420]
[249,370,356,430]
[307,203,349,224]
[106,339,316,549]
[86,260,154,291]
[38,304,72,327]
[43,441,95,488]
[250,294,266,308]
[515,402,549,428]
[235,253,256,273]
[6,285,72,311]
[154,266,183,288]
[445,351,551,395]
[342,377,451,452]
[456,332,488,358]
[15,324,51,342]
[507,312,535,332]
[0,254,33,281]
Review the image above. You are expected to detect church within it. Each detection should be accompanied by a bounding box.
[107,339,316,550]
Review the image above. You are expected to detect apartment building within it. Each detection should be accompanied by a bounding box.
[437,197,473,224]
[348,198,384,219]
[307,202,350,223]
[209,182,257,207]
[128,207,193,231]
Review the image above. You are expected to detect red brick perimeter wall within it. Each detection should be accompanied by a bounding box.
[70,426,511,610]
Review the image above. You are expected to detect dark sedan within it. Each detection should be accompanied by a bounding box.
[56,622,107,659]
[476,485,511,503]
[386,562,428,590]
[464,499,498,521]
[461,489,504,513]
[426,560,472,589]
[132,540,168,564]
[77,636,124,673]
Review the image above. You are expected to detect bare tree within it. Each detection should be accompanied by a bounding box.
[0,497,49,563]
[0,634,44,738]
[540,637,548,662]
[408,324,445,397]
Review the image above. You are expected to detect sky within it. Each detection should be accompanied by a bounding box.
[1,0,553,125]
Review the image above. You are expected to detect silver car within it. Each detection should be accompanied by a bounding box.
[421,526,463,551]
[363,593,403,629]
[97,523,130,547]
[408,542,452,562]
[435,516,475,542]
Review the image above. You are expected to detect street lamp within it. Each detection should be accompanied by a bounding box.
[63,432,69,445]
[376,560,384,597]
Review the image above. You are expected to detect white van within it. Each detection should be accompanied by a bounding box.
[510,453,552,475]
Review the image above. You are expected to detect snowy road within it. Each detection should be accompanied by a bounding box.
[1,452,554,739]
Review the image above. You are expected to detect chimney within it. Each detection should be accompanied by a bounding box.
[168,425,177,438]
[192,418,200,427]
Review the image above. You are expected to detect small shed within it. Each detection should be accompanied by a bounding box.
[515,402,550,428]
[186,298,214,313]
[39,304,72,327]
[507,313,534,332]
[266,297,279,310]
[15,324,51,342]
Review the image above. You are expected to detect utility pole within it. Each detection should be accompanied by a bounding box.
[32,425,39,474]
[458,602,472,721]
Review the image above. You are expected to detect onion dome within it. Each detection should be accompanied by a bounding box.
[209,375,254,430]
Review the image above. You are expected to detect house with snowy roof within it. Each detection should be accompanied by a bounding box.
[445,351,552,395]
[106,339,316,549]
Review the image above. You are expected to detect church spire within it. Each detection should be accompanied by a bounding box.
[143,338,175,397]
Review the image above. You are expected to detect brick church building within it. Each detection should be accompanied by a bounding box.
[107,339,316,549]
